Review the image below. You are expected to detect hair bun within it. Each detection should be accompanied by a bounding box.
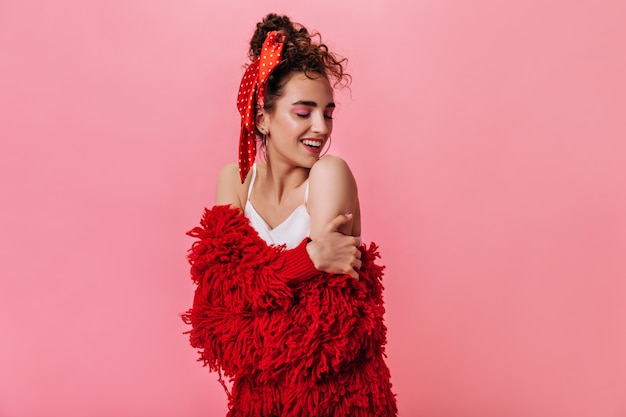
[249,13,301,60]
[245,13,350,96]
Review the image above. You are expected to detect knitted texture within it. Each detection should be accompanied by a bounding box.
[182,205,397,417]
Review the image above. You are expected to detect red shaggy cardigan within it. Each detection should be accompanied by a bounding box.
[182,205,397,417]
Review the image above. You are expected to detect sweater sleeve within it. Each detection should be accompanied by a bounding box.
[253,243,388,385]
[182,206,396,415]
[182,206,389,387]
[274,238,319,282]
[182,206,319,379]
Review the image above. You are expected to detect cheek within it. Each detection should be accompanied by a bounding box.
[275,115,307,134]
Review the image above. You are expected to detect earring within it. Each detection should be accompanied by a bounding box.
[320,136,332,157]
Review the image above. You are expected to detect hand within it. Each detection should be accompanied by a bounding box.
[306,213,362,279]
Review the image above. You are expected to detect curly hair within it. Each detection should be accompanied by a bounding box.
[248,13,350,113]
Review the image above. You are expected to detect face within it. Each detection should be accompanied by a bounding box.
[259,72,335,168]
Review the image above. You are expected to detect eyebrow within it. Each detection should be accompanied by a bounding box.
[292,100,336,108]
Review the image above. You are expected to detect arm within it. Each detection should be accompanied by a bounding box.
[308,155,360,238]
[308,155,363,278]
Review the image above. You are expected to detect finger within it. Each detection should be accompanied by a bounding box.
[347,268,359,279]
[328,213,353,231]
[353,258,362,271]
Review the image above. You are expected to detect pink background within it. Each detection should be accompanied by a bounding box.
[1,0,625,416]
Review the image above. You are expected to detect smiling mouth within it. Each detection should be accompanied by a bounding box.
[301,139,323,149]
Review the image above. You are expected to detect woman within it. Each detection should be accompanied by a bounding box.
[184,13,396,417]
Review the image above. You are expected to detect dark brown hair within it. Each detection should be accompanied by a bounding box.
[248,13,350,114]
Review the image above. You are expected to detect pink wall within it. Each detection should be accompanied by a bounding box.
[1,0,625,416]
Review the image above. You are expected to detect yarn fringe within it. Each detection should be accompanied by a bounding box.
[182,205,397,416]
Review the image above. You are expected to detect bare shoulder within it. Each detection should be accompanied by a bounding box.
[309,155,357,187]
[217,162,239,183]
[215,163,250,210]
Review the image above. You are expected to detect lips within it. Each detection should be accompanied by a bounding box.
[300,138,324,153]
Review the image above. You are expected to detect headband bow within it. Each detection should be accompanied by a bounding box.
[236,31,285,183]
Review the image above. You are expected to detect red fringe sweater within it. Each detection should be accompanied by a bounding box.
[182,205,397,417]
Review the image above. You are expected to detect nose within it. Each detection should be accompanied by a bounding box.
[311,111,330,135]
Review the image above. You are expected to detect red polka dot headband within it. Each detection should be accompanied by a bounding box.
[236,31,285,183]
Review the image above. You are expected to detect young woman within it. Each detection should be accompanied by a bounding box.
[184,13,396,417]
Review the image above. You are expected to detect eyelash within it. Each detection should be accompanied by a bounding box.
[295,113,334,120]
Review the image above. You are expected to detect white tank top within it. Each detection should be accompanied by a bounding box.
[244,164,311,249]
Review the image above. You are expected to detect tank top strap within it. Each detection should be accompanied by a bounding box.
[247,164,257,201]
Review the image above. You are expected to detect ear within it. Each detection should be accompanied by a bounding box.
[256,110,269,134]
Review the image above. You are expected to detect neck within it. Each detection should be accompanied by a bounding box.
[260,160,309,205]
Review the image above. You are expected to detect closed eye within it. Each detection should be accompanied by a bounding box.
[295,112,333,120]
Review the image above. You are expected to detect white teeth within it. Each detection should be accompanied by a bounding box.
[302,139,322,148]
